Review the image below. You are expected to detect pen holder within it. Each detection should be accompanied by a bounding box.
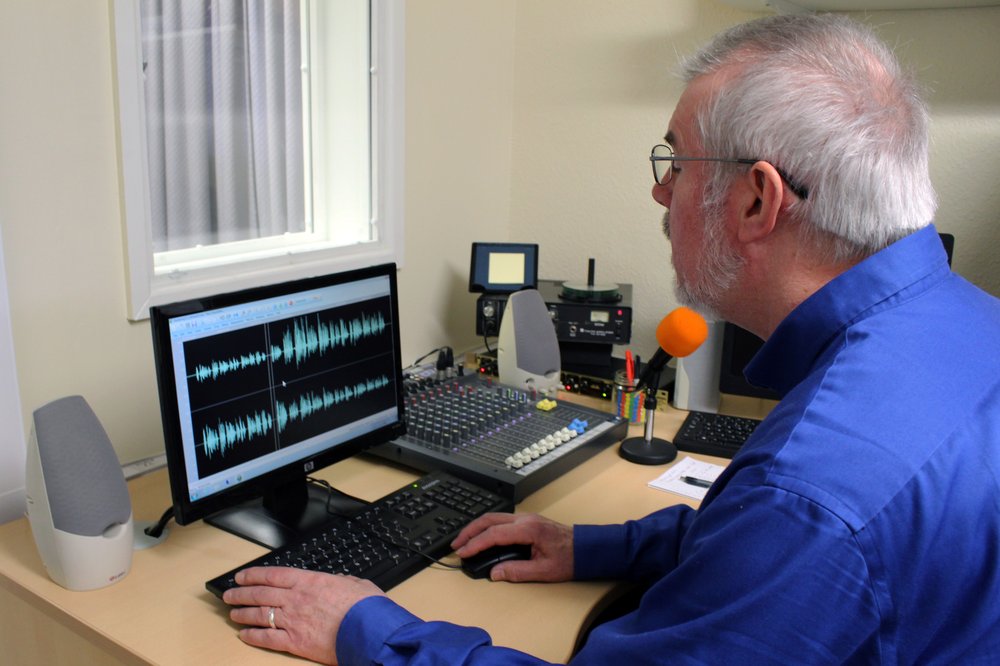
[613,370,645,424]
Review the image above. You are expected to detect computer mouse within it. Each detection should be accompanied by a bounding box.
[460,543,532,579]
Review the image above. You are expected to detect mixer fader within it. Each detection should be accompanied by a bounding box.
[370,373,628,502]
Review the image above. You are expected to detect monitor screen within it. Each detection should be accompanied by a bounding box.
[150,263,405,548]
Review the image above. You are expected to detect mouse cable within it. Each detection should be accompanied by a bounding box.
[371,529,464,571]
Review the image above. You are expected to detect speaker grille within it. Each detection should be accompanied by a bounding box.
[32,396,131,536]
[509,290,560,376]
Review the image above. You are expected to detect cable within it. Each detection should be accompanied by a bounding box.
[144,506,174,538]
[407,347,443,371]
[306,476,370,517]
[367,525,463,571]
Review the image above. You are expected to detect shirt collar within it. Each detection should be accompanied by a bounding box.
[746,224,951,396]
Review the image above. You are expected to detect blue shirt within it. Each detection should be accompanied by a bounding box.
[338,225,1000,664]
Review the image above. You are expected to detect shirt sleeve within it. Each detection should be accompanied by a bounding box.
[340,484,878,665]
[570,482,881,664]
[337,595,555,666]
[573,503,696,581]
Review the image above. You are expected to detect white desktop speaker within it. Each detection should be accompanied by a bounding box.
[25,395,134,590]
[497,288,561,394]
[673,319,724,414]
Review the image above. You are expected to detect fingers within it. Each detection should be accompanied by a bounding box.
[235,566,300,588]
[238,626,294,654]
[490,559,547,583]
[229,604,282,630]
[223,567,321,607]
[222,568,376,665]
[451,512,519,551]
[224,583,285,609]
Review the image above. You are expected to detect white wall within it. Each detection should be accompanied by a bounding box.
[0,226,26,523]
[0,0,997,473]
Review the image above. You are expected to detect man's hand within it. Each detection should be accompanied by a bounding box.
[223,567,384,665]
[451,512,574,583]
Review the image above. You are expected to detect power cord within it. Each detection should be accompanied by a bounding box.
[144,506,174,538]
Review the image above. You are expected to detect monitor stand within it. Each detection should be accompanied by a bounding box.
[205,476,367,550]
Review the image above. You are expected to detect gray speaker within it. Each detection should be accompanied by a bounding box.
[673,319,724,413]
[497,289,561,394]
[25,395,134,590]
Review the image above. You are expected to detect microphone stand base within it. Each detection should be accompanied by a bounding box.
[619,436,678,465]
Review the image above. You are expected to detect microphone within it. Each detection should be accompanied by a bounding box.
[619,307,708,466]
[634,307,708,391]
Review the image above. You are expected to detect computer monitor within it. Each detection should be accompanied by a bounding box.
[149,263,405,549]
[717,323,781,401]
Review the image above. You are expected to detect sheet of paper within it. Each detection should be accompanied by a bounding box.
[648,456,725,501]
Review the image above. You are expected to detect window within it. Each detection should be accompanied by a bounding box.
[113,0,404,320]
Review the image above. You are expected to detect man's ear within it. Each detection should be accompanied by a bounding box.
[734,161,784,243]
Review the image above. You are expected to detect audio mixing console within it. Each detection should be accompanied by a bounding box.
[370,373,628,502]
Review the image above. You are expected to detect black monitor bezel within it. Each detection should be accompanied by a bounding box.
[717,322,781,401]
[149,263,406,527]
[468,242,539,294]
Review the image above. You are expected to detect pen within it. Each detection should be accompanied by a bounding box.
[680,475,713,489]
[625,350,634,385]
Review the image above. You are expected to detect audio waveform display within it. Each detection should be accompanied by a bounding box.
[193,350,270,383]
[189,310,388,383]
[275,375,391,433]
[201,410,275,459]
[272,312,387,369]
[183,295,399,479]
[198,374,393,460]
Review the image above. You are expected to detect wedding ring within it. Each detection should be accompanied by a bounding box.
[267,606,277,630]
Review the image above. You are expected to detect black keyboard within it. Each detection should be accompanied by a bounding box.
[673,410,761,459]
[205,470,513,598]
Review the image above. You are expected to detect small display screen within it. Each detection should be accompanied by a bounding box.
[469,243,539,293]
[590,310,610,323]
[487,252,527,286]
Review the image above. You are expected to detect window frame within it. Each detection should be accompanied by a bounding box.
[113,0,404,321]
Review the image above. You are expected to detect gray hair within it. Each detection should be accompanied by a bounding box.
[680,14,937,261]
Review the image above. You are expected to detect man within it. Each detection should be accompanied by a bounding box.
[224,14,1000,664]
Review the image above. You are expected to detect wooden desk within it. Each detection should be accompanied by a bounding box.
[0,402,722,665]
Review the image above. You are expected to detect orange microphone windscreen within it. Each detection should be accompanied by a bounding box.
[655,307,708,358]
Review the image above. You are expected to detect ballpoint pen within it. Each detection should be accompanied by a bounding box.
[680,475,712,489]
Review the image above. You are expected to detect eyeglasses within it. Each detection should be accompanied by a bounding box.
[650,143,809,200]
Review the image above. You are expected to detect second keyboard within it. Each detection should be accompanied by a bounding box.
[673,410,762,459]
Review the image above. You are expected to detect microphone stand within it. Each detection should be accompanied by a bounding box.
[618,368,678,465]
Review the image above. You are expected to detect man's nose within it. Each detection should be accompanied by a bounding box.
[651,181,671,208]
